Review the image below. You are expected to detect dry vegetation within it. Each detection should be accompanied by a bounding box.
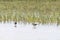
[0,0,60,24]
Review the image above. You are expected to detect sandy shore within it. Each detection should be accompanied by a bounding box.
[0,22,60,40]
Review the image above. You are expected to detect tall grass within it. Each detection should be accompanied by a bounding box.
[0,0,60,24]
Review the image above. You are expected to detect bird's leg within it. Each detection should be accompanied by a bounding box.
[15,24,16,27]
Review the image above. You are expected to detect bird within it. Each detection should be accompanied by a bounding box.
[32,23,37,26]
[32,23,37,29]
[14,22,17,27]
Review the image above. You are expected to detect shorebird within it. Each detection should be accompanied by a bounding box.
[32,23,37,29]
[32,23,37,26]
[14,22,17,27]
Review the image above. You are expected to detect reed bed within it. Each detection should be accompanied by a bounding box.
[0,0,60,25]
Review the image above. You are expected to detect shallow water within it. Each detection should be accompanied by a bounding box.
[0,22,60,40]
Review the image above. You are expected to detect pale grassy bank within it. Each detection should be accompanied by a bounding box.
[0,0,60,25]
